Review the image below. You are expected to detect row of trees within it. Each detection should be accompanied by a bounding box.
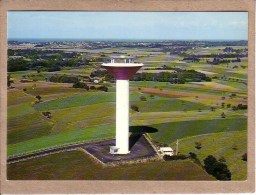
[49,75,79,83]
[89,67,211,84]
[8,48,112,72]
[183,52,247,59]
[131,70,211,83]
[90,69,113,81]
[73,81,108,92]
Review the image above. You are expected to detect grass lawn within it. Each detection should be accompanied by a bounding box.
[8,150,214,180]
[169,130,247,180]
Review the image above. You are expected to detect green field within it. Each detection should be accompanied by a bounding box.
[169,131,247,180]
[7,150,214,180]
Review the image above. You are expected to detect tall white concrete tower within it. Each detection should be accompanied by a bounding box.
[102,56,143,154]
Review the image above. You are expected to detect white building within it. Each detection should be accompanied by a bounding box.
[158,147,174,156]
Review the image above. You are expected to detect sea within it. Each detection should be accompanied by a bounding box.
[8,38,170,43]
[8,38,247,43]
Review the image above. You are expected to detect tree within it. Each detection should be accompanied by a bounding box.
[89,86,96,90]
[73,81,89,90]
[140,96,147,101]
[35,95,42,101]
[97,85,108,92]
[210,106,216,111]
[242,153,247,161]
[195,142,202,149]
[8,58,29,72]
[130,104,139,112]
[42,111,52,119]
[221,112,226,118]
[204,155,218,175]
[213,162,231,180]
[189,152,197,159]
[204,155,231,180]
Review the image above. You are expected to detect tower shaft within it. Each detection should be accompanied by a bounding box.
[115,79,129,154]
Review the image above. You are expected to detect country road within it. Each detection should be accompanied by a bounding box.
[7,142,91,164]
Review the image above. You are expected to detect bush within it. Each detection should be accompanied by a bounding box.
[237,104,247,110]
[195,142,202,149]
[189,152,202,166]
[163,154,187,161]
[204,155,231,180]
[35,95,42,101]
[189,152,197,159]
[210,106,216,111]
[42,111,52,119]
[242,153,247,161]
[140,96,147,101]
[73,81,89,90]
[49,75,79,83]
[150,94,155,99]
[89,86,96,90]
[97,85,108,92]
[221,112,226,118]
[130,104,139,112]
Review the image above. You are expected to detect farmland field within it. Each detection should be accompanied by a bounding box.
[7,40,248,180]
[7,150,214,180]
[169,131,247,180]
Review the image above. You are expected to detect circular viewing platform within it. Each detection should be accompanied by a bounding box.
[101,56,143,80]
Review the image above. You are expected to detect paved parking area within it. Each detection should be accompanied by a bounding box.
[83,135,157,164]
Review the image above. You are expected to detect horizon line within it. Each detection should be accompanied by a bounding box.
[8,38,248,41]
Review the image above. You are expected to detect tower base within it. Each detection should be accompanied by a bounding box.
[110,146,130,154]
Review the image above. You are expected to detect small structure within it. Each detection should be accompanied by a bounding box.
[110,146,120,154]
[102,56,143,154]
[158,147,174,156]
[110,55,135,63]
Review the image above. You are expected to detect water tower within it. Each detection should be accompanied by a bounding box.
[102,56,143,154]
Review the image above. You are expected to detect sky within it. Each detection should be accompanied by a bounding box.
[8,11,248,40]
